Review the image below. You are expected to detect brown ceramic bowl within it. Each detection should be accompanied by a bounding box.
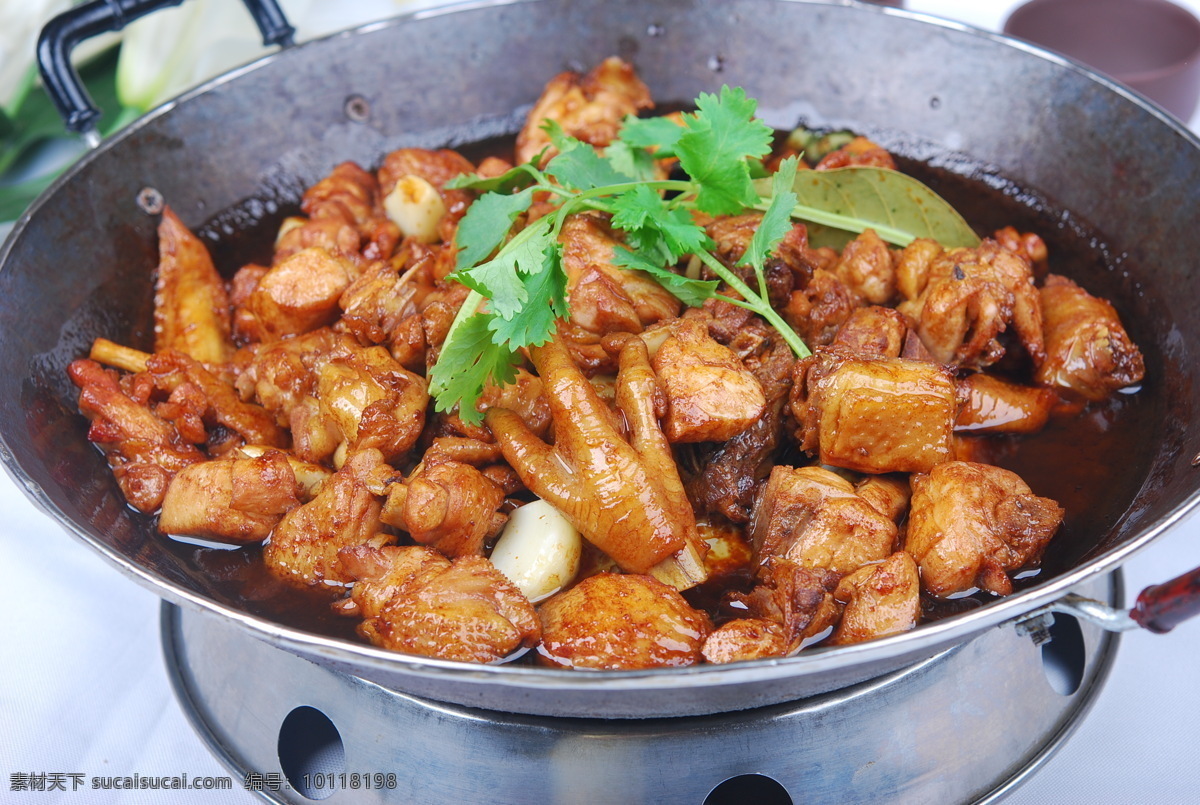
[1004,0,1200,120]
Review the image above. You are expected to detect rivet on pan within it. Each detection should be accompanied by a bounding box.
[136,187,164,215]
[647,23,665,37]
[930,96,942,110]
[345,95,371,122]
[707,54,725,73]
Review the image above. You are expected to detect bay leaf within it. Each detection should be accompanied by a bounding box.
[753,166,981,250]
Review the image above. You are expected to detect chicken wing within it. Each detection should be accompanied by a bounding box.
[154,206,233,366]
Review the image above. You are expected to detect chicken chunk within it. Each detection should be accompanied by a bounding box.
[783,268,862,347]
[1035,274,1145,400]
[834,229,896,305]
[240,248,356,342]
[338,544,540,664]
[515,56,653,165]
[536,573,711,669]
[488,334,707,587]
[701,617,790,664]
[67,358,205,513]
[683,330,794,523]
[158,450,301,543]
[898,239,1045,370]
[651,317,766,443]
[814,136,897,171]
[831,305,908,358]
[905,461,1064,597]
[750,466,897,575]
[275,161,399,263]
[828,551,920,645]
[380,458,506,558]
[557,213,681,372]
[955,373,1056,435]
[154,206,233,366]
[263,449,387,589]
[792,351,959,474]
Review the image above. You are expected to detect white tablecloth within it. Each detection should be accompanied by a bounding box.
[3,1,1200,802]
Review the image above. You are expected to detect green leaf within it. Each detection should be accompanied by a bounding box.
[756,166,981,249]
[488,244,569,350]
[602,139,659,182]
[543,121,635,190]
[611,185,709,260]
[613,245,719,307]
[453,186,536,271]
[618,115,684,158]
[428,311,521,424]
[740,156,799,272]
[454,216,554,319]
[676,86,773,215]
[445,158,544,194]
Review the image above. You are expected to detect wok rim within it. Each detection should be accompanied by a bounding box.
[2,0,1199,702]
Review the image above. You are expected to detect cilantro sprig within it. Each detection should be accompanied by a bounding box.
[428,85,812,424]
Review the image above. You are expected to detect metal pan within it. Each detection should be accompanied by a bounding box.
[3,0,1199,718]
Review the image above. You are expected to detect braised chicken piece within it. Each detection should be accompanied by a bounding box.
[536,573,711,669]
[834,229,896,305]
[828,551,920,645]
[830,305,908,357]
[334,257,425,347]
[380,457,507,558]
[1035,273,1145,400]
[376,147,476,243]
[487,334,707,589]
[650,317,766,443]
[706,214,817,307]
[854,474,911,523]
[905,461,1064,597]
[263,448,388,589]
[683,329,794,524]
[704,561,840,663]
[955,373,1057,435]
[515,56,653,165]
[237,248,357,342]
[993,225,1049,278]
[792,350,959,474]
[750,466,897,575]
[158,449,301,543]
[238,329,427,465]
[275,161,399,263]
[154,206,233,366]
[557,212,681,372]
[67,358,205,513]
[897,239,1045,370]
[145,350,286,451]
[337,544,540,663]
[814,136,897,171]
[782,268,862,347]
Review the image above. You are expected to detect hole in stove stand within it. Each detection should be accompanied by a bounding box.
[1041,613,1086,695]
[278,705,346,800]
[704,773,793,804]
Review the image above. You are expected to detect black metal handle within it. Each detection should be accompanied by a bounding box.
[36,0,295,141]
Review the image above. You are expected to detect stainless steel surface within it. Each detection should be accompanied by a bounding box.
[163,573,1122,804]
[1020,592,1142,633]
[1,0,1198,717]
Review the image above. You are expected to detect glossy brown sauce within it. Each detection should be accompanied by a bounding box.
[159,136,1158,642]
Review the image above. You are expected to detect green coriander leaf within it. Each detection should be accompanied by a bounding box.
[611,185,709,259]
[445,156,545,194]
[603,139,659,182]
[614,245,720,307]
[618,114,684,158]
[453,186,536,271]
[428,310,521,424]
[488,243,568,349]
[676,86,773,215]
[740,156,799,271]
[543,121,635,190]
[453,216,554,319]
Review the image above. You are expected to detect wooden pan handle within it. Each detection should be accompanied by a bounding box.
[1130,565,1200,634]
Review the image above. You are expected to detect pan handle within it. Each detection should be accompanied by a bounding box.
[36,0,295,147]
[1021,565,1200,635]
